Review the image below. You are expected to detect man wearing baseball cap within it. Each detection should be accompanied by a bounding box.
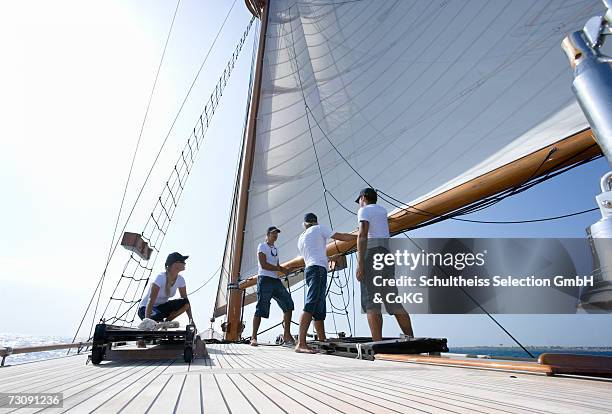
[356,188,414,341]
[250,226,295,346]
[295,213,356,353]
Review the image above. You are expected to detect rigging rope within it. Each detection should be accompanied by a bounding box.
[72,15,256,341]
[72,0,183,348]
[285,4,355,338]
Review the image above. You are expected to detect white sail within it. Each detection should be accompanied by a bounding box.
[215,0,602,316]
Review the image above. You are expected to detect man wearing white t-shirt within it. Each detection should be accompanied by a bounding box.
[250,226,295,347]
[295,213,356,353]
[356,188,414,342]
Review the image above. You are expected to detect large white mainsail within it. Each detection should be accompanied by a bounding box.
[215,0,602,319]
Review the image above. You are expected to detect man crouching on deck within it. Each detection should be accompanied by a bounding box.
[250,226,295,346]
[295,213,356,353]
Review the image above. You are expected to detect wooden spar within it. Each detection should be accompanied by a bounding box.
[224,0,270,341]
[375,353,554,375]
[239,128,601,290]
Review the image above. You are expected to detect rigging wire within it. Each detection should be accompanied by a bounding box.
[281,3,588,348]
[102,0,240,269]
[286,4,352,337]
[73,7,253,340]
[189,266,222,296]
[72,1,183,349]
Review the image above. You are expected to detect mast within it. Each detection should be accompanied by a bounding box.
[224,0,270,341]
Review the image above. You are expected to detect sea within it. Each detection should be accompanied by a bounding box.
[1,333,611,366]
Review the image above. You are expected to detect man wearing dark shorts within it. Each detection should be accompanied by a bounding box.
[295,213,355,353]
[250,226,295,346]
[355,188,414,342]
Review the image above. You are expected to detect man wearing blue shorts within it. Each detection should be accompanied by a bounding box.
[250,226,295,346]
[295,213,356,353]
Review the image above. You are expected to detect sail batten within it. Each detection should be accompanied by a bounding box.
[214,0,604,318]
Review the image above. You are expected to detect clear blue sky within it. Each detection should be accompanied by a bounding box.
[1,0,610,348]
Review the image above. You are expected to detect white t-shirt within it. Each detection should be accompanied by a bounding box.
[139,272,186,308]
[257,242,279,278]
[298,224,333,268]
[357,204,390,238]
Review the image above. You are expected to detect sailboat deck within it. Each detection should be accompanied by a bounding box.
[1,343,611,413]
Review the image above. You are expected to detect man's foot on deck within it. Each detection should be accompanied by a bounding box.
[294,345,317,354]
[283,336,296,345]
[250,339,258,347]
[137,340,146,348]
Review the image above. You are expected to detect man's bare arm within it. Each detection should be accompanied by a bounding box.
[331,232,357,242]
[357,221,369,267]
[258,251,285,272]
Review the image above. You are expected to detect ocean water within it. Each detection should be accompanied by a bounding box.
[0,333,88,366]
[2,333,611,365]
[449,347,612,358]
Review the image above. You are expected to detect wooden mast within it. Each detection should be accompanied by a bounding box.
[224,0,270,341]
[239,128,601,290]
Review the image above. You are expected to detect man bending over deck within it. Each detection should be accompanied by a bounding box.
[250,226,295,346]
[355,188,414,342]
[295,213,356,353]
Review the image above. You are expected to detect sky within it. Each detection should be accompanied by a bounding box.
[1,0,611,349]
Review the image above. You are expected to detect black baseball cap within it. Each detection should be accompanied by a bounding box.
[355,187,377,203]
[267,226,281,234]
[165,252,189,267]
[304,212,318,223]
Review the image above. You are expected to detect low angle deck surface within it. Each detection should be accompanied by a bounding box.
[1,343,611,413]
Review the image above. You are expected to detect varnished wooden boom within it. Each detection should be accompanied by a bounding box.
[239,129,600,290]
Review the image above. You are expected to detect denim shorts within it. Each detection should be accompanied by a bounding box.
[255,276,295,318]
[138,298,189,322]
[303,265,327,321]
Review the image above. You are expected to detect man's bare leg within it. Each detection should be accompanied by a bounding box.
[282,311,294,343]
[251,316,261,346]
[367,312,383,342]
[295,311,316,353]
[394,311,414,337]
[313,320,326,342]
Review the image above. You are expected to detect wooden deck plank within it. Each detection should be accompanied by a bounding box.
[58,361,167,413]
[310,370,528,414]
[250,372,341,414]
[120,363,175,412]
[226,373,287,414]
[39,361,157,414]
[2,362,149,414]
[370,369,610,413]
[147,374,186,413]
[275,370,433,414]
[319,370,539,414]
[266,372,373,414]
[213,373,258,413]
[90,360,175,413]
[201,373,230,413]
[0,356,87,389]
[240,372,312,414]
[1,344,611,414]
[174,373,202,414]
